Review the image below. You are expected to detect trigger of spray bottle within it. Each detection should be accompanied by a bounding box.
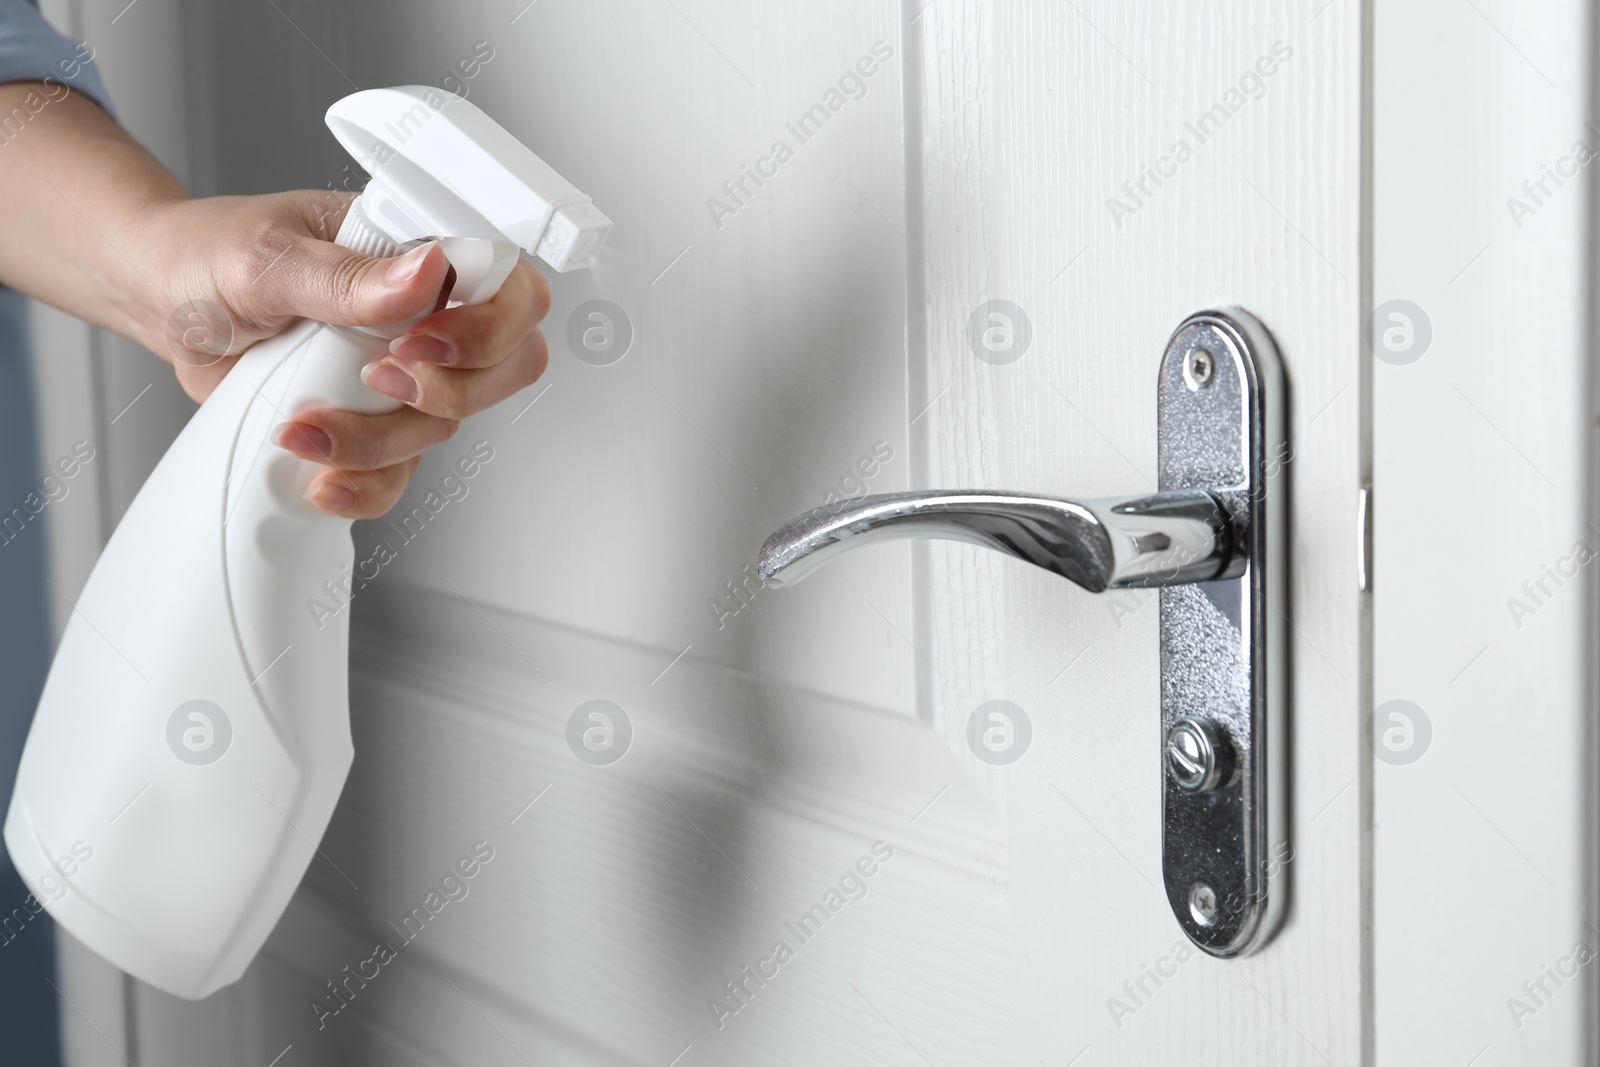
[2,86,610,1000]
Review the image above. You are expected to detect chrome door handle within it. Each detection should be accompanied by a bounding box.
[759,488,1238,593]
[755,309,1289,959]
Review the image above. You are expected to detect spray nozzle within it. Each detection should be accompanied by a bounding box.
[324,86,611,273]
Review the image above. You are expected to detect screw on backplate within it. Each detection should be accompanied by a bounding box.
[1166,717,1233,793]
[1189,881,1219,927]
[1185,348,1215,389]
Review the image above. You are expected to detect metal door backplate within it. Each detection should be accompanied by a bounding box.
[1157,309,1288,957]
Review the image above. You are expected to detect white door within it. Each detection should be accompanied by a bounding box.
[30,0,1596,1065]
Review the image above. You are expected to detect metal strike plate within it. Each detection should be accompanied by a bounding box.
[1157,309,1287,957]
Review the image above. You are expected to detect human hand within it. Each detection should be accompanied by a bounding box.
[140,190,550,517]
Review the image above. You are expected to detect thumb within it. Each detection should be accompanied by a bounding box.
[253,238,450,329]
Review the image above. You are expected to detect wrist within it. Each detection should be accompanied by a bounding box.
[113,193,199,360]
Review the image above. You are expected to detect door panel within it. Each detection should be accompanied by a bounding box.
[239,590,1015,1065]
[179,0,920,716]
[917,2,1365,1062]
[118,0,1369,1064]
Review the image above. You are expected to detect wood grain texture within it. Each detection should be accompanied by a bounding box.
[254,584,1015,1065]
[113,0,1376,1063]
[916,0,1366,1062]
[144,0,1013,1063]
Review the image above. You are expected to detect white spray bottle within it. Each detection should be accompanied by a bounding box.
[3,86,610,999]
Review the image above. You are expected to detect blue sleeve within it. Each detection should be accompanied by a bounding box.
[0,0,113,117]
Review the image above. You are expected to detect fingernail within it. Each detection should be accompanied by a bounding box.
[361,359,419,404]
[306,481,355,510]
[274,421,332,457]
[389,332,454,365]
[384,242,436,286]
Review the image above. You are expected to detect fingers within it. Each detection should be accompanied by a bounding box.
[255,214,551,518]
[361,325,548,419]
[247,236,452,330]
[304,456,421,519]
[385,259,552,370]
[277,408,457,518]
[274,406,460,473]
